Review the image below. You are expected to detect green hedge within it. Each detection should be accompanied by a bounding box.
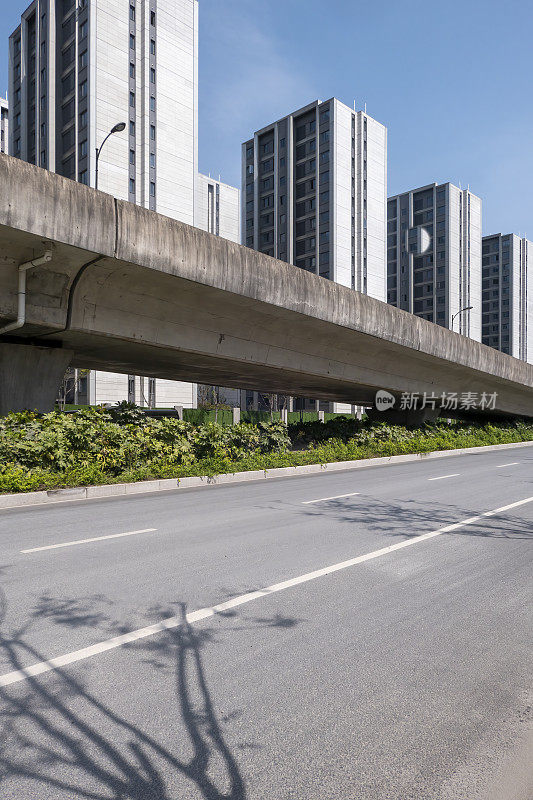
[0,407,531,494]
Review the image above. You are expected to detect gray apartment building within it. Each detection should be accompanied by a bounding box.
[387,182,482,340]
[482,233,532,362]
[9,0,239,408]
[0,96,8,153]
[242,98,387,302]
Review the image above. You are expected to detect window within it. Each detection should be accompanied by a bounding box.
[79,110,87,127]
[150,125,155,140]
[150,10,156,25]
[129,91,135,107]
[149,152,155,168]
[279,175,286,186]
[80,139,87,157]
[150,181,155,197]
[280,137,286,148]
[15,138,21,153]
[280,214,286,224]
[79,80,87,98]
[79,20,88,38]
[79,50,87,67]
[150,96,155,111]
[14,38,21,56]
[129,62,135,78]
[40,150,46,166]
[150,39,155,55]
[150,67,155,83]
[15,113,21,129]
[129,177,135,193]
[62,43,74,69]
[129,149,135,165]
[79,169,88,184]
[129,4,135,20]
[246,146,253,159]
[320,191,329,204]
[14,87,21,104]
[279,157,285,168]
[130,34,135,49]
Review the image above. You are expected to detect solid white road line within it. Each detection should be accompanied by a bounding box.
[302,492,360,504]
[496,463,520,468]
[21,528,157,554]
[428,474,461,481]
[3,494,533,688]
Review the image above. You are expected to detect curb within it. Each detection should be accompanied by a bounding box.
[0,440,531,511]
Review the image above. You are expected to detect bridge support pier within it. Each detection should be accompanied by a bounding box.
[0,343,73,415]
[366,406,441,427]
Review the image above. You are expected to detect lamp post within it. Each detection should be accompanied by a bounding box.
[451,305,474,333]
[95,122,126,190]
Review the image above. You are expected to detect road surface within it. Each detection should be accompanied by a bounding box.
[0,445,532,799]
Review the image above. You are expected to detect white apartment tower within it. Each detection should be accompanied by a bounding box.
[387,182,482,340]
[0,96,8,153]
[242,98,387,302]
[9,0,240,408]
[9,0,198,223]
[196,173,240,242]
[482,233,533,363]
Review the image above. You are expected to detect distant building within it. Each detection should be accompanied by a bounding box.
[9,0,239,408]
[196,174,240,242]
[242,97,387,413]
[387,182,482,340]
[242,97,387,301]
[482,233,533,363]
[0,96,8,153]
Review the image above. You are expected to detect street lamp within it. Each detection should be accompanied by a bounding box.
[451,305,474,332]
[95,122,126,190]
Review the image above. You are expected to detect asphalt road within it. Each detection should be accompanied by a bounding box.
[0,445,532,799]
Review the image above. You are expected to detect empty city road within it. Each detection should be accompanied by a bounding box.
[0,445,532,799]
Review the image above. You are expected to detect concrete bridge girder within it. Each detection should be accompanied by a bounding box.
[0,153,532,418]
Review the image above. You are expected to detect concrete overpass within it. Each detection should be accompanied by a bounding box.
[0,153,532,420]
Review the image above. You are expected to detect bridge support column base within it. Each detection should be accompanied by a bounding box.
[0,343,73,415]
[366,406,440,427]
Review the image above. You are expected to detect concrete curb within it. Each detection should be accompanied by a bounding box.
[0,440,531,511]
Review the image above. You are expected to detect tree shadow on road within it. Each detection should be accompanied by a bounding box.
[300,494,533,541]
[0,589,301,800]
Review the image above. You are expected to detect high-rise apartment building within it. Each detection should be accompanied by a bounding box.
[9,0,199,223]
[242,98,387,302]
[0,96,8,153]
[9,0,239,408]
[386,182,482,340]
[482,233,532,362]
[196,173,240,242]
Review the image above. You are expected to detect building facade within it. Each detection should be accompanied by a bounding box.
[242,98,387,302]
[0,96,8,153]
[196,173,240,242]
[482,233,532,363]
[9,0,199,223]
[9,0,239,408]
[386,182,482,340]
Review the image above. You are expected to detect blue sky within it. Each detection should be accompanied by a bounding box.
[2,0,532,235]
